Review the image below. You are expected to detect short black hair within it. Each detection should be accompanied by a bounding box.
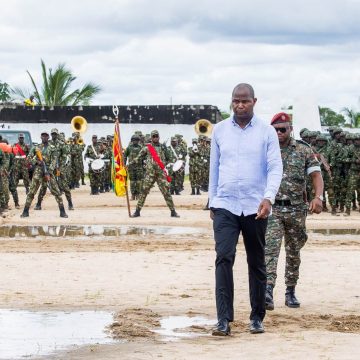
[232,83,255,99]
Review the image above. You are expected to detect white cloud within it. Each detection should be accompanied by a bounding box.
[0,0,359,117]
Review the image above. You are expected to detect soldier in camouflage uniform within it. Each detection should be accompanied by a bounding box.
[20,131,68,218]
[265,113,323,310]
[0,140,11,212]
[313,134,334,211]
[168,136,184,195]
[124,134,144,200]
[84,135,102,195]
[344,134,360,215]
[8,149,19,209]
[36,129,74,210]
[130,130,180,218]
[188,138,202,195]
[70,132,84,189]
[175,134,187,191]
[13,133,30,194]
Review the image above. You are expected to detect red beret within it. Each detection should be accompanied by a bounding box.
[271,112,291,125]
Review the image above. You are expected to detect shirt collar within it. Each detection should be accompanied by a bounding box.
[231,114,257,129]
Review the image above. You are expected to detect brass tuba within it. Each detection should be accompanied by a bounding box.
[71,115,87,134]
[195,119,213,137]
[77,137,84,145]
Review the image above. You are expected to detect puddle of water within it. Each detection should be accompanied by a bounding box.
[153,316,216,341]
[0,225,204,238]
[0,309,114,359]
[308,229,360,235]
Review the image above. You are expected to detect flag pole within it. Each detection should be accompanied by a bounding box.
[113,105,131,217]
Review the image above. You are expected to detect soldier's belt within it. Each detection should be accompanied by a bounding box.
[15,155,26,159]
[274,199,292,206]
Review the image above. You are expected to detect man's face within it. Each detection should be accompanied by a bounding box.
[354,139,360,147]
[92,137,97,144]
[151,134,159,144]
[41,134,49,143]
[316,140,327,147]
[272,122,292,144]
[309,136,317,145]
[19,136,24,144]
[231,87,257,121]
[51,133,58,141]
[171,140,177,147]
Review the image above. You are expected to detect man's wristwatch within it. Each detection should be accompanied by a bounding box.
[315,195,324,201]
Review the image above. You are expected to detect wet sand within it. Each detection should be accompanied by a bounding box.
[0,184,359,359]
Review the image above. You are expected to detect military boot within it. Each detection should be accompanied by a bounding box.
[59,205,68,218]
[175,189,180,195]
[339,205,344,213]
[68,199,74,210]
[81,177,86,185]
[196,187,201,195]
[331,206,337,215]
[170,189,175,195]
[34,201,42,210]
[265,284,274,310]
[203,199,209,210]
[15,202,20,209]
[131,208,141,218]
[344,208,351,216]
[20,206,30,218]
[191,188,195,195]
[352,201,357,210]
[285,286,300,308]
[14,194,20,209]
[170,209,180,218]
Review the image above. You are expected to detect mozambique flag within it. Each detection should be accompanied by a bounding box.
[112,124,127,196]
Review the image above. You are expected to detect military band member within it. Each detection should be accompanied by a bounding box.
[13,133,30,194]
[85,135,102,195]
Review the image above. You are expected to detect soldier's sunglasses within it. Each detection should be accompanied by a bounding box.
[151,135,159,138]
[273,127,288,133]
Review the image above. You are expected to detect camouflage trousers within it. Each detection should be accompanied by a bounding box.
[128,166,143,196]
[88,166,102,189]
[189,165,201,189]
[345,170,360,209]
[0,173,10,207]
[9,173,19,206]
[25,169,64,208]
[71,158,83,185]
[265,205,308,287]
[136,169,175,211]
[169,169,183,193]
[332,168,347,207]
[14,160,30,190]
[38,170,72,204]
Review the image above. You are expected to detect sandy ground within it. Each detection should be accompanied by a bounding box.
[0,183,359,359]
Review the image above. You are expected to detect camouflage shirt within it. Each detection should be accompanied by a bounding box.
[276,138,320,206]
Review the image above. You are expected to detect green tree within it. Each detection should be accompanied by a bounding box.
[341,107,360,128]
[221,111,230,119]
[319,107,346,127]
[0,81,12,102]
[13,59,101,106]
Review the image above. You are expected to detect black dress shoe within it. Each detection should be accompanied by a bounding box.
[249,319,264,334]
[212,319,230,336]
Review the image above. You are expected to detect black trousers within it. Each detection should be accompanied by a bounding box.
[213,208,267,322]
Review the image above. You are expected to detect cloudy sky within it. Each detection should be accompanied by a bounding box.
[1,0,360,118]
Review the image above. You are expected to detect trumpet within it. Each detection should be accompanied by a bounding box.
[77,137,84,145]
[195,119,213,137]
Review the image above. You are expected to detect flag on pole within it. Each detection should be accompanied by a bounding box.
[112,123,127,196]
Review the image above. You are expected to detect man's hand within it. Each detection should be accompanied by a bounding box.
[256,199,272,219]
[309,197,323,214]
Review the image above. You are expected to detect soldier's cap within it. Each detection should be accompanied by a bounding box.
[134,131,143,136]
[101,139,108,144]
[92,135,98,138]
[333,127,342,134]
[308,131,318,138]
[51,128,59,134]
[175,134,183,138]
[316,134,328,141]
[339,131,347,137]
[106,135,112,139]
[299,128,309,135]
[301,130,310,138]
[198,135,205,140]
[41,131,49,136]
[151,130,159,136]
[171,136,177,142]
[131,135,140,141]
[270,112,291,125]
[345,133,353,140]
[18,133,24,138]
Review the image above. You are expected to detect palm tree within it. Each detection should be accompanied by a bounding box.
[341,107,360,128]
[13,59,101,106]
